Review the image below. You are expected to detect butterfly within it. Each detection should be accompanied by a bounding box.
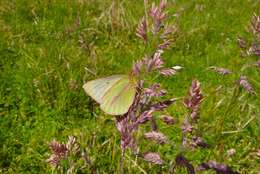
[83,75,137,115]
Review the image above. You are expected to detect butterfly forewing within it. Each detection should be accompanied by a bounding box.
[83,75,123,103]
[100,77,136,115]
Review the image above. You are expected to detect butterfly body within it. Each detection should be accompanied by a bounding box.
[83,75,137,115]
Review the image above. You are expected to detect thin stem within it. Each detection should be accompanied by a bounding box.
[144,0,148,26]
[119,150,125,174]
[151,116,158,131]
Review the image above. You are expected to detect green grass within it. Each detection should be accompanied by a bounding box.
[1,0,260,173]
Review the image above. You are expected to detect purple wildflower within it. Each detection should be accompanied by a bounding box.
[115,116,135,152]
[150,98,178,111]
[47,136,82,168]
[144,131,168,144]
[237,76,256,95]
[149,0,168,34]
[47,140,68,168]
[132,60,144,76]
[136,110,153,124]
[209,66,232,75]
[159,68,177,76]
[182,80,207,149]
[160,115,175,125]
[136,17,147,43]
[144,83,167,97]
[191,135,209,148]
[161,25,177,39]
[181,117,193,133]
[197,160,239,174]
[143,152,164,165]
[183,80,203,122]
[175,154,195,174]
[158,39,173,50]
[146,51,164,72]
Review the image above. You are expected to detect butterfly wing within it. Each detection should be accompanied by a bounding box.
[83,75,124,103]
[100,76,136,115]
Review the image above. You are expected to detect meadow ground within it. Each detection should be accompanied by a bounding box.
[0,0,260,173]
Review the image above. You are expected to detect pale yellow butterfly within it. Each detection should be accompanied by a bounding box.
[83,75,137,115]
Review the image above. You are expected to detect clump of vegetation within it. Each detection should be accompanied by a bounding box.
[46,1,245,173]
[1,0,259,173]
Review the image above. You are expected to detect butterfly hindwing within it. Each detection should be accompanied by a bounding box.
[83,74,136,115]
[100,76,136,115]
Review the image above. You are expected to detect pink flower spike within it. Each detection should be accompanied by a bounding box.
[143,152,164,165]
[159,68,176,76]
[209,66,232,75]
[160,115,175,125]
[159,0,167,10]
[237,76,256,95]
[136,17,147,43]
[144,131,168,144]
